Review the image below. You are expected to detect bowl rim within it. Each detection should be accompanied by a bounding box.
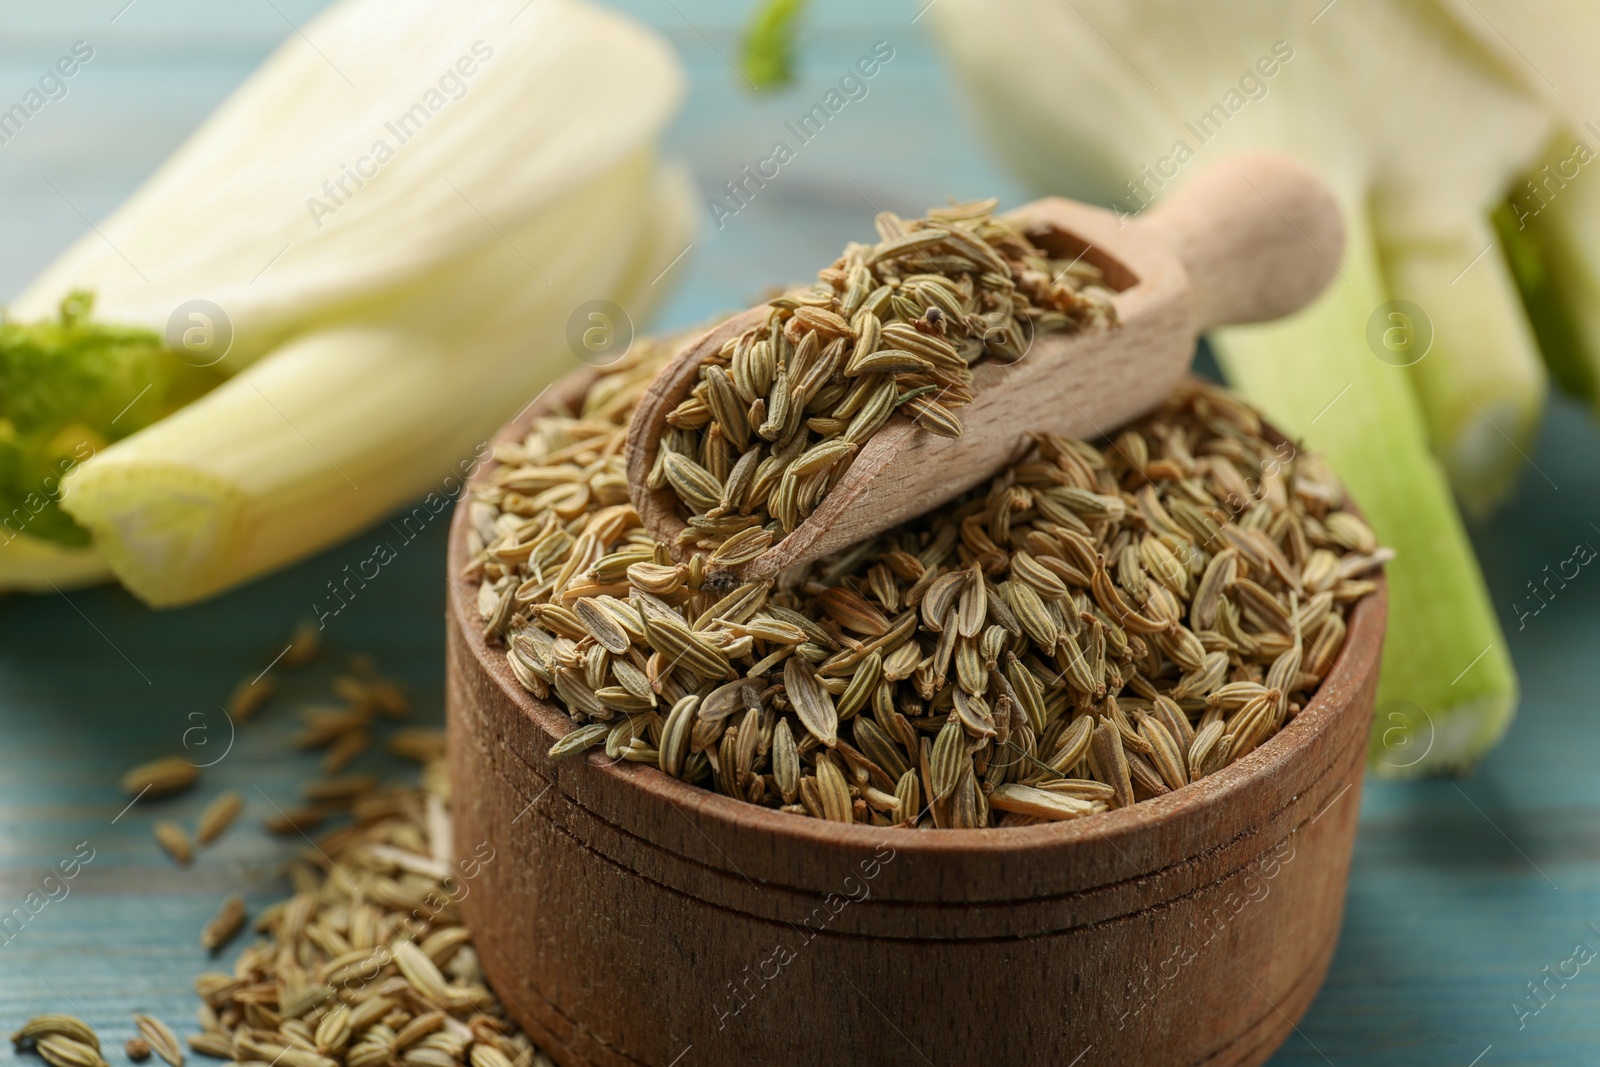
[447,367,1386,862]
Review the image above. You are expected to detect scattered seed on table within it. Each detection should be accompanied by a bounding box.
[131,1016,182,1067]
[12,1016,101,1052]
[195,791,242,846]
[227,674,276,723]
[199,895,246,954]
[121,757,198,799]
[279,620,322,670]
[153,820,192,866]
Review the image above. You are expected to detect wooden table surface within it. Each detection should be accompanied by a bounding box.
[3,3,1597,1064]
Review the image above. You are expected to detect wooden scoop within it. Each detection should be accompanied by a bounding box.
[626,152,1344,578]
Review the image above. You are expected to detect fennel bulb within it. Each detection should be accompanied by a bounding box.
[2,0,694,606]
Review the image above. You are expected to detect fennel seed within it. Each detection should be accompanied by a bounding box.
[198,894,246,953]
[471,329,1387,829]
[12,1017,100,1053]
[195,790,242,846]
[120,757,198,799]
[657,199,1117,558]
[152,820,192,866]
[131,1016,182,1067]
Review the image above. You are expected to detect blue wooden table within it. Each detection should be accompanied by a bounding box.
[3,4,1598,1064]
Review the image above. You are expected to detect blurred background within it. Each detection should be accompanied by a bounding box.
[2,2,1599,1064]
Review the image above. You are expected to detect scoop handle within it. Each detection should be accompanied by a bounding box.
[1137,152,1344,330]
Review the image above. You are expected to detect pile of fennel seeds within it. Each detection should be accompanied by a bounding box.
[12,657,552,1067]
[185,763,551,1067]
[11,754,547,1067]
[177,670,550,1067]
[465,340,1389,829]
[650,199,1117,566]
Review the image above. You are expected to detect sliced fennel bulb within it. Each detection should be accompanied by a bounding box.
[928,0,1548,771]
[1439,0,1600,415]
[2,0,696,605]
[68,157,693,605]
[0,533,112,592]
[0,291,221,564]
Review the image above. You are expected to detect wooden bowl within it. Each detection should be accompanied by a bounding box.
[446,369,1386,1067]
